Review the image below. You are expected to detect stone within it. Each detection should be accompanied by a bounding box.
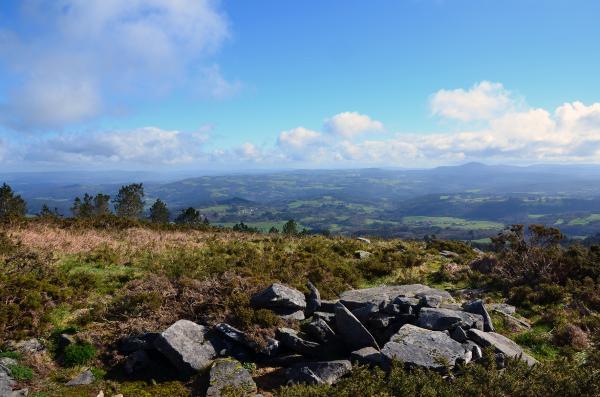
[418,308,484,331]
[0,365,15,396]
[215,323,280,356]
[305,281,321,316]
[340,284,452,310]
[124,350,150,375]
[305,319,337,344]
[66,369,95,386]
[285,360,352,385]
[450,326,468,343]
[10,338,45,354]
[313,311,336,325]
[351,303,379,324]
[277,309,305,321]
[439,250,459,258]
[488,303,516,316]
[356,237,371,244]
[417,294,442,308]
[381,324,469,370]
[206,358,257,397]
[12,389,29,397]
[463,300,495,332]
[351,347,385,367]
[58,333,77,350]
[154,319,216,374]
[119,333,159,354]
[335,302,379,351]
[462,341,483,361]
[469,256,498,274]
[251,283,306,310]
[319,300,339,313]
[467,329,538,366]
[276,328,322,358]
[354,250,372,260]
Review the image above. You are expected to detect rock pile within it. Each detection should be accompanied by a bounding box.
[116,282,537,394]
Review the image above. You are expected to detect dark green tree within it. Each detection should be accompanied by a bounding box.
[113,183,145,219]
[0,183,26,221]
[71,193,94,218]
[175,207,202,225]
[282,219,298,235]
[93,193,111,216]
[268,226,279,234]
[149,199,170,223]
[38,204,61,218]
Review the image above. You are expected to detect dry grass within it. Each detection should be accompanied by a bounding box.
[9,223,268,256]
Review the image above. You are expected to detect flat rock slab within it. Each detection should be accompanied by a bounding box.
[467,329,538,366]
[382,324,468,370]
[335,303,379,351]
[351,347,386,367]
[340,284,453,310]
[463,300,495,332]
[251,283,306,310]
[277,328,322,357]
[418,308,484,331]
[66,370,95,386]
[285,360,352,385]
[154,319,216,374]
[206,358,257,397]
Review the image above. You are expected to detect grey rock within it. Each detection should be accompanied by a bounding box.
[467,329,538,366]
[11,389,29,397]
[306,281,321,316]
[439,250,459,258]
[450,326,468,343]
[0,362,15,397]
[354,250,372,260]
[462,341,483,361]
[276,328,321,357]
[10,338,45,354]
[285,360,352,385]
[251,283,306,310]
[351,347,385,367]
[58,333,77,350]
[119,333,159,354]
[469,256,497,274]
[351,303,380,324]
[418,308,484,331]
[154,319,216,374]
[66,369,95,386]
[340,284,452,310]
[124,350,150,375]
[319,300,339,313]
[277,309,305,321]
[417,294,442,308]
[0,357,18,369]
[488,303,516,316]
[206,358,257,397]
[381,324,469,370]
[463,300,495,332]
[439,303,463,311]
[356,237,371,244]
[335,303,379,351]
[217,323,281,356]
[305,319,337,344]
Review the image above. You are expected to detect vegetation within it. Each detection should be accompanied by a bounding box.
[113,183,145,219]
[149,198,170,223]
[0,182,26,221]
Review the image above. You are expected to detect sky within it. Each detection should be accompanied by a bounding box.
[1,0,600,171]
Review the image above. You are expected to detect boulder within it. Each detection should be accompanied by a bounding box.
[488,303,516,316]
[124,350,150,375]
[0,363,15,396]
[356,237,371,244]
[206,358,257,397]
[251,283,306,311]
[417,294,442,308]
[277,309,305,321]
[285,360,352,385]
[467,329,538,366]
[340,284,452,310]
[462,341,483,361]
[381,324,469,370]
[335,303,379,351]
[305,281,321,316]
[66,369,95,386]
[154,319,216,374]
[9,338,45,355]
[351,347,385,367]
[319,300,339,313]
[351,303,380,324]
[439,250,459,258]
[450,326,468,343]
[463,300,495,332]
[305,319,337,344]
[417,308,484,331]
[215,323,280,356]
[119,333,159,354]
[276,328,322,358]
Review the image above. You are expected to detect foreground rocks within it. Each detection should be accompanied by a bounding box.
[111,282,536,391]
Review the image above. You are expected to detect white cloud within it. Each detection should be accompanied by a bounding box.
[324,112,384,138]
[198,64,243,100]
[0,0,232,131]
[430,81,513,121]
[25,126,211,165]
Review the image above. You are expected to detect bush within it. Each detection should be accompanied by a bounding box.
[63,342,96,366]
[8,364,34,381]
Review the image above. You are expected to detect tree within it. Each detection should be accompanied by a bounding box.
[175,207,202,225]
[71,193,94,218]
[282,219,298,235]
[113,183,144,219]
[0,183,27,221]
[268,226,279,234]
[93,193,111,216]
[38,204,61,219]
[149,199,170,224]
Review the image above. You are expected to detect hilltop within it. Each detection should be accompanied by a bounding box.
[1,217,599,396]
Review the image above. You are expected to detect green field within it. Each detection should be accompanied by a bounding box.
[568,214,600,226]
[401,216,503,230]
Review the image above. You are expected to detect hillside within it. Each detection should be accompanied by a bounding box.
[1,218,599,396]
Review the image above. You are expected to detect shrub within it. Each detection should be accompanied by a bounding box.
[8,364,34,381]
[63,342,96,366]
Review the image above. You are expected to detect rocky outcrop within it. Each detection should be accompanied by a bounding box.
[206,358,257,397]
[340,284,453,310]
[417,308,484,331]
[251,283,306,311]
[335,303,380,351]
[467,329,538,366]
[463,300,495,332]
[154,319,216,374]
[381,324,470,370]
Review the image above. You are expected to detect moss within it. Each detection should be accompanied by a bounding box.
[8,364,34,381]
[63,342,96,366]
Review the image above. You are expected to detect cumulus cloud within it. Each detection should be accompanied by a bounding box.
[0,0,232,131]
[324,112,384,138]
[25,126,211,165]
[430,81,513,121]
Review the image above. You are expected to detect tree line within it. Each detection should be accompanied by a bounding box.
[0,182,209,226]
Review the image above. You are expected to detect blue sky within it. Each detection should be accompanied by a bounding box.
[1,0,600,171]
